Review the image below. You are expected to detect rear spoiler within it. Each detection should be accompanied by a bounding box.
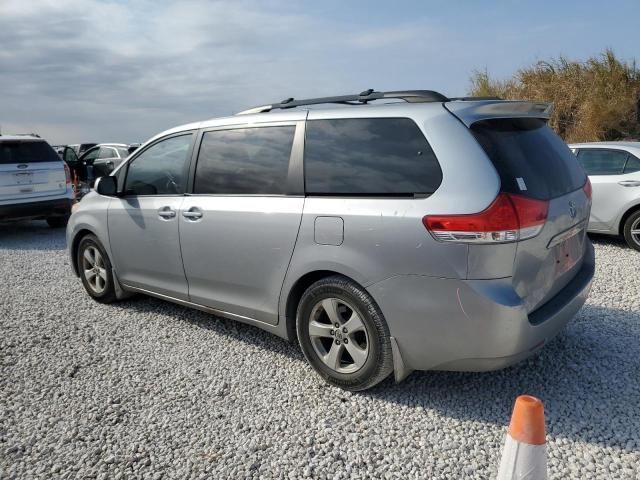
[444,100,553,127]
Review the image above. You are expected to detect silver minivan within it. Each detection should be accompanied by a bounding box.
[67,90,595,390]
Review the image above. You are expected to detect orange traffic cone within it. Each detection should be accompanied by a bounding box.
[497,395,547,480]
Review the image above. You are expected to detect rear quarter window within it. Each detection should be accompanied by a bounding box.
[471,118,586,200]
[0,141,60,164]
[304,118,443,196]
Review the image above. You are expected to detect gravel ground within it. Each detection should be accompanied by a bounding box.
[1,221,639,479]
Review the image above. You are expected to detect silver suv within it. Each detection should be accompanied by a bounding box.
[1,135,74,227]
[67,90,595,390]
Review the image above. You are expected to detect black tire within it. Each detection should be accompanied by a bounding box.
[46,215,69,228]
[296,275,393,391]
[76,234,117,303]
[623,210,640,252]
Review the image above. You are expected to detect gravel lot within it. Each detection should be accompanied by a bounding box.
[1,221,639,479]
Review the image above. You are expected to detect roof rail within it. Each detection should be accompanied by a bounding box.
[236,89,450,115]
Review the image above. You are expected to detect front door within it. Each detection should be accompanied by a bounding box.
[179,123,305,324]
[108,133,195,299]
[576,148,640,231]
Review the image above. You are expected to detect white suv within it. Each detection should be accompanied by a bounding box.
[0,136,75,227]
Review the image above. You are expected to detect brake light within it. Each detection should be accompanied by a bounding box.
[63,163,72,184]
[423,193,549,243]
[583,177,592,201]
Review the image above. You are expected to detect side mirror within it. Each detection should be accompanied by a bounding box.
[95,175,118,196]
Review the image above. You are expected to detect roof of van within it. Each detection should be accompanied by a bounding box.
[143,93,553,148]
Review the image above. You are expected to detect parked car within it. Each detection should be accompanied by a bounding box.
[0,135,74,227]
[63,143,131,198]
[67,90,594,390]
[569,142,640,250]
[68,143,97,156]
[51,145,66,158]
[78,143,131,178]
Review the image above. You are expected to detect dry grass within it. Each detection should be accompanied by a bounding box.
[468,49,640,142]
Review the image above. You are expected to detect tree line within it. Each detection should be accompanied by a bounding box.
[469,49,640,142]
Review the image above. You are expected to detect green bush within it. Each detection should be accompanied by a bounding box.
[468,49,640,142]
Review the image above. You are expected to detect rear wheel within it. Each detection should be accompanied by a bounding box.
[623,210,640,252]
[77,234,117,303]
[46,215,69,228]
[296,276,393,391]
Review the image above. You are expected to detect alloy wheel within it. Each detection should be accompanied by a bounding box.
[631,217,640,247]
[82,246,107,294]
[308,298,370,374]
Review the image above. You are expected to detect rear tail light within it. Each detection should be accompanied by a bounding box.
[63,163,72,184]
[583,177,592,201]
[423,193,549,243]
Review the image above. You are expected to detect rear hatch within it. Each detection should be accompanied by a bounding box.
[469,117,590,313]
[445,101,591,313]
[0,140,67,202]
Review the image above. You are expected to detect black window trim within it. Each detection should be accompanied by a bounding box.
[623,151,640,174]
[185,120,305,197]
[576,148,631,176]
[119,130,197,197]
[302,116,443,198]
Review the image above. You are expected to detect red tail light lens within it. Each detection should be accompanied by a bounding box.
[583,177,592,201]
[423,193,548,243]
[63,163,72,184]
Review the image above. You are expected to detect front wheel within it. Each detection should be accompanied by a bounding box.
[296,276,393,391]
[623,210,640,252]
[77,234,117,303]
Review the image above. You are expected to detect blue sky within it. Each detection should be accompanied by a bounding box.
[1,0,639,144]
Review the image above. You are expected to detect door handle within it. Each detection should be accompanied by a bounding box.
[182,207,203,220]
[158,207,176,219]
[618,180,640,187]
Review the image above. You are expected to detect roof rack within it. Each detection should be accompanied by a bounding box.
[236,89,450,115]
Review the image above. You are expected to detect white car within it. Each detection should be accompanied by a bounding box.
[0,135,75,227]
[569,141,640,250]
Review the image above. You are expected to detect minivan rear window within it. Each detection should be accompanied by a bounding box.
[304,118,443,196]
[471,118,586,200]
[0,141,60,164]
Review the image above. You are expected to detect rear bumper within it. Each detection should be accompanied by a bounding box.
[367,240,595,372]
[0,198,72,221]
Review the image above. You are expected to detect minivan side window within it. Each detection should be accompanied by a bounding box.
[194,126,295,195]
[124,134,193,196]
[577,149,628,176]
[304,118,443,195]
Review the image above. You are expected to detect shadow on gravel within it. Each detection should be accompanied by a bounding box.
[115,296,305,361]
[588,232,628,248]
[0,220,67,250]
[118,294,639,454]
